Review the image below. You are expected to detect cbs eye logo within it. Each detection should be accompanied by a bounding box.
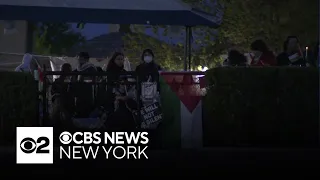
[59,132,72,144]
[20,137,50,154]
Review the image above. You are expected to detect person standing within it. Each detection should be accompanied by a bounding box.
[135,49,161,102]
[105,52,137,130]
[51,63,74,125]
[71,52,97,118]
[135,49,163,148]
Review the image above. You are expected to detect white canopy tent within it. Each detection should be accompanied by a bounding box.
[0,0,220,70]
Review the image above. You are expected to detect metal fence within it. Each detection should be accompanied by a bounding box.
[41,69,207,129]
[42,68,142,129]
[0,52,136,72]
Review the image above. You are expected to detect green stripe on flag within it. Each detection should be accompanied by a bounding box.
[159,76,181,148]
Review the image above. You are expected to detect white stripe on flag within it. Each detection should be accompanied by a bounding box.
[180,101,203,148]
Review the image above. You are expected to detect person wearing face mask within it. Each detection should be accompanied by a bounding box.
[249,40,276,66]
[135,49,161,94]
[135,49,163,147]
[276,36,306,66]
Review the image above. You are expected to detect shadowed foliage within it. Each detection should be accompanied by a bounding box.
[203,67,319,147]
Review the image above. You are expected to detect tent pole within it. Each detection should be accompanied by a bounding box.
[188,27,192,71]
[184,26,188,71]
[26,21,34,53]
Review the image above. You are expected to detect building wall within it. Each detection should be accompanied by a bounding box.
[0,21,28,54]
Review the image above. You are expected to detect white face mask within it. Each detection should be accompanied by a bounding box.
[144,56,153,63]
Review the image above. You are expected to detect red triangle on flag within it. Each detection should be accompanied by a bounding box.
[162,74,201,113]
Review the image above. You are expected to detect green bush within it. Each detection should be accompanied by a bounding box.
[0,72,38,145]
[203,67,319,147]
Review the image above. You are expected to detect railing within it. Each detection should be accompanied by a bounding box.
[41,69,207,128]
[42,68,142,128]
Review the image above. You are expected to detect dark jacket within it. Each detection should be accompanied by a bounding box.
[106,67,128,111]
[51,76,74,112]
[135,62,161,92]
[71,62,97,117]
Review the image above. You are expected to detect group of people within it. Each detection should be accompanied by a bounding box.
[13,35,319,129]
[50,49,162,130]
[223,36,319,67]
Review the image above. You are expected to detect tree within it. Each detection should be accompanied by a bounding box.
[215,0,318,52]
[76,0,318,68]
[119,24,132,33]
[149,0,318,67]
[34,23,85,55]
[123,31,185,70]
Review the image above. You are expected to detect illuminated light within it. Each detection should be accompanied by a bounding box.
[197,65,202,71]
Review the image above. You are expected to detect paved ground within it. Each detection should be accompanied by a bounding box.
[1,147,320,175]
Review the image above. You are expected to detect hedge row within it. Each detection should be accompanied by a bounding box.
[0,72,38,145]
[203,67,319,147]
[1,68,319,147]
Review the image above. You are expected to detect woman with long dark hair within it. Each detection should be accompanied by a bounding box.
[250,40,276,66]
[105,52,137,130]
[276,36,306,66]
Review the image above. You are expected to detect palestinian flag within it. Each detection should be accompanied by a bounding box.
[159,72,206,148]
